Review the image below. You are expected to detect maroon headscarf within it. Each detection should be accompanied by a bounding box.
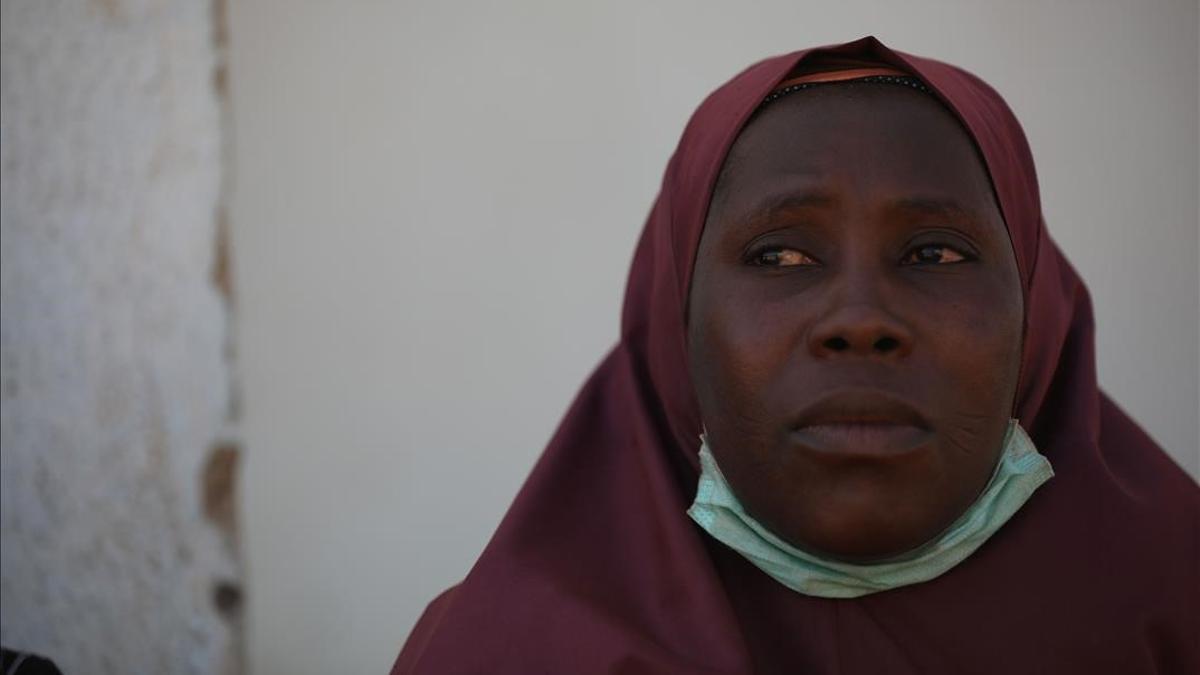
[392,36,1199,674]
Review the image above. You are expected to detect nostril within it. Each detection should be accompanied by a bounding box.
[874,336,900,352]
[824,336,850,352]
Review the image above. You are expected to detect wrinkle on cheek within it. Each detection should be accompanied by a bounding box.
[703,338,774,434]
[691,323,784,471]
[904,282,1019,463]
[940,411,992,455]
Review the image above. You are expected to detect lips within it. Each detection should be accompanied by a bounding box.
[791,389,933,457]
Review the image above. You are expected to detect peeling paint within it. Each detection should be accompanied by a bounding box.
[202,443,239,537]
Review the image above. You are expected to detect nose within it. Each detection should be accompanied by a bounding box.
[807,297,914,359]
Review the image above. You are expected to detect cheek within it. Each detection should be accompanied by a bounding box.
[912,275,1024,420]
[939,297,1020,367]
[693,281,807,411]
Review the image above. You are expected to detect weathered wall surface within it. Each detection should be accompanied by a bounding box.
[0,1,240,673]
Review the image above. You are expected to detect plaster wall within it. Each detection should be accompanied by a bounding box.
[1,1,239,673]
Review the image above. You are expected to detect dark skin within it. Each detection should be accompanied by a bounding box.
[687,83,1025,562]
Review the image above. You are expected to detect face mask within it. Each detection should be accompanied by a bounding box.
[687,419,1053,598]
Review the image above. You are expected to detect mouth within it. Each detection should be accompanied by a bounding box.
[790,389,933,457]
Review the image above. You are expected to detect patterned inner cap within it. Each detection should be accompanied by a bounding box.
[759,66,933,113]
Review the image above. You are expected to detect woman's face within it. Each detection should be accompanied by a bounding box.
[687,84,1024,562]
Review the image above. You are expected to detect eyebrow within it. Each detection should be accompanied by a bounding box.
[734,190,836,227]
[731,192,985,228]
[889,197,983,223]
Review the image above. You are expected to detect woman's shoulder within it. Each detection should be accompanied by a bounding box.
[390,585,461,675]
[1097,393,1199,507]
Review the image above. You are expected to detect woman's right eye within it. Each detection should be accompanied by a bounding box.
[748,246,819,267]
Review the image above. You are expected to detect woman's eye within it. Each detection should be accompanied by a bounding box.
[750,247,819,267]
[901,244,969,265]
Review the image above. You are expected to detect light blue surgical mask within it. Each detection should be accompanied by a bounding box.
[687,419,1053,598]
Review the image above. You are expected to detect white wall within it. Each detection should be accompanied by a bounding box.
[1,1,240,673]
[227,2,1199,673]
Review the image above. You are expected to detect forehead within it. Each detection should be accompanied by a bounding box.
[712,83,1001,219]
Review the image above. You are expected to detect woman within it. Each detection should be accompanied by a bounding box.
[391,36,1198,674]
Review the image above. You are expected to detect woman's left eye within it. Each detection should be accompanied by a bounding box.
[901,244,970,265]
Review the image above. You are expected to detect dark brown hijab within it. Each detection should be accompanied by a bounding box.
[391,36,1199,674]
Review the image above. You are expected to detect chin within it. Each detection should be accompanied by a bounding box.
[802,533,927,564]
[777,505,943,563]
